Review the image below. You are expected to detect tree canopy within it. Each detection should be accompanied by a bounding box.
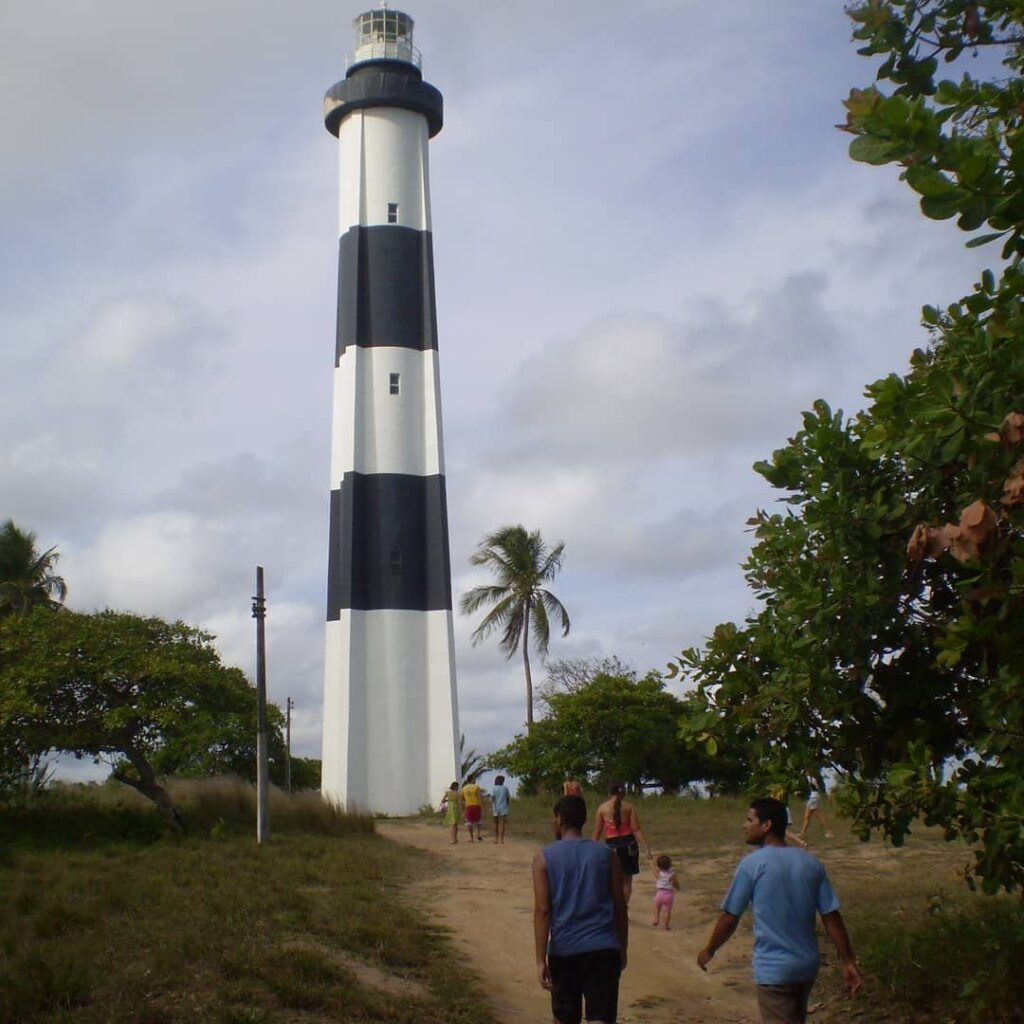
[490,666,747,795]
[668,0,1024,894]
[0,608,285,828]
[460,525,571,730]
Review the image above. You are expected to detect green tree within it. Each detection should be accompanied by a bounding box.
[490,669,744,794]
[669,1,1024,894]
[459,525,571,730]
[0,519,67,616]
[290,756,322,791]
[151,698,288,787]
[0,520,68,791]
[0,608,283,831]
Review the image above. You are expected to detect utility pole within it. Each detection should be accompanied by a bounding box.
[252,566,270,843]
[285,697,294,795]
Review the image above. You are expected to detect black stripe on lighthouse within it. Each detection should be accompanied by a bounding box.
[336,226,438,362]
[326,472,453,617]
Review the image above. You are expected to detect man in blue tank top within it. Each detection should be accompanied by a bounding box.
[532,794,628,1024]
[697,797,863,1023]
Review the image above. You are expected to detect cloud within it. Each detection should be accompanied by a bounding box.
[483,272,839,469]
[64,511,245,618]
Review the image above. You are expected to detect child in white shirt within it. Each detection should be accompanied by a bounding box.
[651,854,680,929]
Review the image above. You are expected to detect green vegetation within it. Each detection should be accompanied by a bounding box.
[460,525,570,730]
[0,519,67,618]
[3,778,363,849]
[490,666,747,794]
[0,529,304,807]
[501,787,753,851]
[859,899,1024,1022]
[667,0,1024,896]
[0,609,296,830]
[0,520,69,792]
[0,781,492,1024]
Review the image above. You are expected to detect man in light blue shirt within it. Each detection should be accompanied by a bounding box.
[697,798,862,1023]
[490,774,511,843]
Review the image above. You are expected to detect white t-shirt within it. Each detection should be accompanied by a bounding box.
[656,869,676,891]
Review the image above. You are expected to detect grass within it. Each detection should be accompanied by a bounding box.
[5,783,1023,1023]
[1,777,375,852]
[501,788,751,852]
[855,898,1024,1022]
[0,779,493,1024]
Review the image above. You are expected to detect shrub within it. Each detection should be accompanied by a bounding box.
[859,897,1024,1022]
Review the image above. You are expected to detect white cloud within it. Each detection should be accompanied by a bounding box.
[65,511,242,618]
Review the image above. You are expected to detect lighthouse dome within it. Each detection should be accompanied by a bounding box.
[350,7,421,71]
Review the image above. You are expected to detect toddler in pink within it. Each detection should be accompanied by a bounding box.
[651,854,680,929]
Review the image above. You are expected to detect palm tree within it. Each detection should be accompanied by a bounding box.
[0,519,67,617]
[460,525,570,730]
[459,734,486,784]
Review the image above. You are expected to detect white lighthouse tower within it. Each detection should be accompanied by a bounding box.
[320,8,460,815]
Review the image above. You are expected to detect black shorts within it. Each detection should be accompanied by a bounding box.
[548,948,621,1024]
[606,835,640,876]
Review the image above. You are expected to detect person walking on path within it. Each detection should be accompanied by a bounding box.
[697,797,862,1024]
[533,794,628,1024]
[650,854,680,930]
[796,786,834,843]
[563,773,583,797]
[770,786,808,850]
[491,774,511,843]
[462,778,484,842]
[442,782,462,844]
[592,783,653,905]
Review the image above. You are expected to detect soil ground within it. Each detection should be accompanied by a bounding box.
[379,820,766,1024]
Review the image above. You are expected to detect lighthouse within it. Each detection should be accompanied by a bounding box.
[320,7,460,815]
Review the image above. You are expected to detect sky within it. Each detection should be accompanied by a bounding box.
[0,1,994,778]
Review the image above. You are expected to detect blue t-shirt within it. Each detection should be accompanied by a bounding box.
[491,784,510,815]
[543,838,620,956]
[722,845,840,985]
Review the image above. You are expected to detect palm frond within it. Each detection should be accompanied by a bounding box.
[537,541,566,582]
[469,594,519,646]
[0,522,67,615]
[530,598,552,655]
[498,602,527,657]
[539,588,571,637]
[460,584,512,616]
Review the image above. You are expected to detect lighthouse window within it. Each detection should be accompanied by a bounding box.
[389,550,402,574]
[389,373,401,395]
[387,202,399,224]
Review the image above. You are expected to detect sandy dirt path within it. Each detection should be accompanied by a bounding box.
[378,821,760,1024]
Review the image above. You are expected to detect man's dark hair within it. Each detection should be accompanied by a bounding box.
[495,775,505,785]
[750,797,788,839]
[554,794,587,830]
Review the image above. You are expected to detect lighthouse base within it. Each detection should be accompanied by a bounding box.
[321,609,459,816]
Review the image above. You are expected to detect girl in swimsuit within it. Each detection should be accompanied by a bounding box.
[592,782,652,905]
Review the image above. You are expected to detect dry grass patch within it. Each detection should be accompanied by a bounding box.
[0,785,493,1024]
